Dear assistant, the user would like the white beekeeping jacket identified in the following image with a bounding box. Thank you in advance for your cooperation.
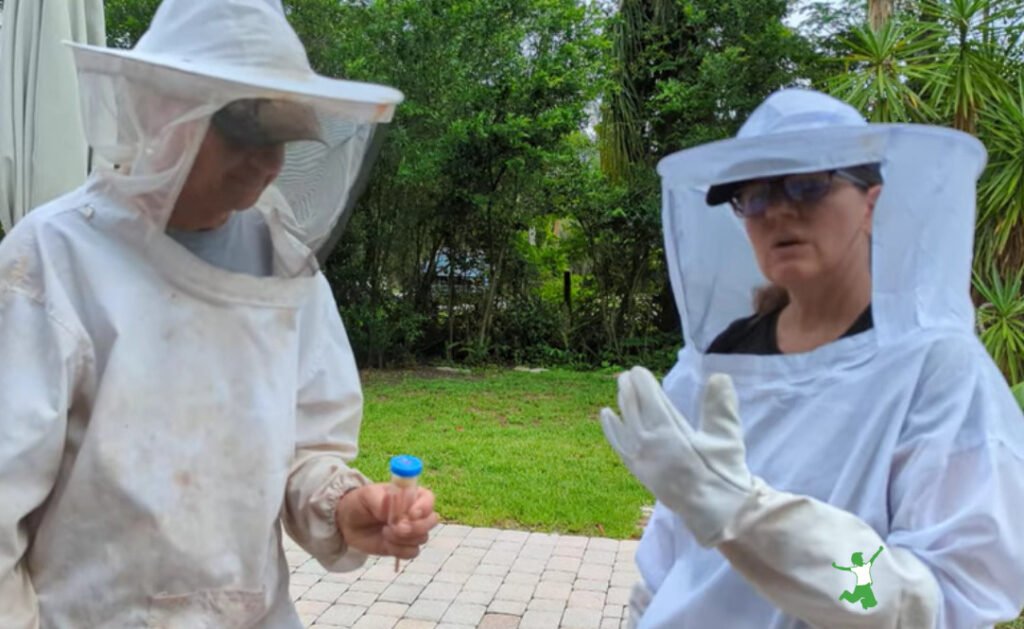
[0,0,403,626]
[635,89,1024,628]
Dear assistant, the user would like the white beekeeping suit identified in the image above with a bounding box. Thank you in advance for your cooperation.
[602,89,1024,628]
[0,0,404,627]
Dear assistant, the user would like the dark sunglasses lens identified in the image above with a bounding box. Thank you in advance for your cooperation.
[784,174,831,203]
[733,183,771,217]
[212,113,261,147]
[211,100,279,147]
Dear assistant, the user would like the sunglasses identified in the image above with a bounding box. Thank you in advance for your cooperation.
[729,170,872,218]
[210,99,325,148]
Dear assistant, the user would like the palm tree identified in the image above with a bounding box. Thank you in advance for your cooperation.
[599,0,675,182]
[976,76,1024,271]
[917,0,1017,135]
[827,19,941,123]
[917,0,1024,269]
[974,263,1024,384]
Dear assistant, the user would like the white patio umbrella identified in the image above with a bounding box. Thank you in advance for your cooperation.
[0,0,105,232]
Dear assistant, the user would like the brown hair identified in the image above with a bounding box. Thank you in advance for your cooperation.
[753,284,790,315]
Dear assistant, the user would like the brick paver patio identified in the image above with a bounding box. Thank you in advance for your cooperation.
[287,523,640,628]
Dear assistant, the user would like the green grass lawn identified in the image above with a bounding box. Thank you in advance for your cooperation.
[351,367,652,539]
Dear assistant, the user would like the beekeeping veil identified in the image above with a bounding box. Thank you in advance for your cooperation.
[66,0,401,260]
[658,88,985,358]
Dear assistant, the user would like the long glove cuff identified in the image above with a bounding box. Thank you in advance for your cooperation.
[665,475,766,548]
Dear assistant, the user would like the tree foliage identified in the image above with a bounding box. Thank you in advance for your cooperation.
[104,0,161,48]
[291,0,612,366]
[92,0,1024,381]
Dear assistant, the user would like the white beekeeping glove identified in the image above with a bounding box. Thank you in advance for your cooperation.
[600,366,758,547]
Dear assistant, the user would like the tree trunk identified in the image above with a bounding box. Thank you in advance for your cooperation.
[476,244,507,352]
[446,258,457,361]
[868,0,893,30]
[414,236,444,311]
[614,243,651,341]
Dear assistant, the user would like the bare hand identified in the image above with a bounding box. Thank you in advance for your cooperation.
[335,483,439,559]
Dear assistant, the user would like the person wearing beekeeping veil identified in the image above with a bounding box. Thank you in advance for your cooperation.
[0,0,437,626]
[600,88,1024,628]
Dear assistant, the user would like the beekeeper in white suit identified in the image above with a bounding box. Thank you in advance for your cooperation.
[0,0,437,626]
[601,88,1024,628]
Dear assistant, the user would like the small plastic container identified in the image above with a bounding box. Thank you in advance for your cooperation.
[388,454,423,571]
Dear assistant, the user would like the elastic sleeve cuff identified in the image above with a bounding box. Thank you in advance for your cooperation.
[310,467,370,539]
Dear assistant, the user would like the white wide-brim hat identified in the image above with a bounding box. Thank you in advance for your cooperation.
[697,89,871,206]
[66,0,403,123]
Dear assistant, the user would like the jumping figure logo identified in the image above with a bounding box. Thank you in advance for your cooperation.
[832,545,884,609]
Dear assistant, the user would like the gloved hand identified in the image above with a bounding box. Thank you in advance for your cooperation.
[601,366,757,547]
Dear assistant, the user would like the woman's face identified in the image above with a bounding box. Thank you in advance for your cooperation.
[179,128,286,215]
[741,172,881,291]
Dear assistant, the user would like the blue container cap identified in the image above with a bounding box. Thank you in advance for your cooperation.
[390,454,423,478]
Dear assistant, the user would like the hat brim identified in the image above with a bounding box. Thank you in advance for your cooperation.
[704,158,887,207]
[213,116,327,146]
[703,155,816,207]
[66,42,404,123]
[705,181,745,207]
[659,128,896,209]
[212,99,328,146]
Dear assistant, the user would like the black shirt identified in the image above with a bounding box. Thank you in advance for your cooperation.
[707,305,874,355]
